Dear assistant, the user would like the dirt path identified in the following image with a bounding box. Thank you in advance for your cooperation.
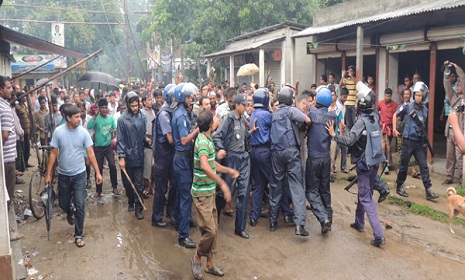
[15,163,465,280]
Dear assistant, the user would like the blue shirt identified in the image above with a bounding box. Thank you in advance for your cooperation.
[250,108,272,146]
[307,106,336,158]
[50,125,93,176]
[172,105,192,152]
[156,105,172,145]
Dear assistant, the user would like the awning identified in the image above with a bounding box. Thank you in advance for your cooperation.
[0,25,87,59]
[293,0,465,38]
[204,36,285,58]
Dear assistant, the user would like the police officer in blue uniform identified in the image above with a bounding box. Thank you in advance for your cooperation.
[306,87,336,235]
[151,83,177,228]
[395,82,439,201]
[270,86,311,236]
[327,82,386,247]
[248,88,293,227]
[171,83,200,248]
[213,94,253,239]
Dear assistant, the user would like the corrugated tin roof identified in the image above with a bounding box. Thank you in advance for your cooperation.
[0,25,87,59]
[293,0,465,38]
[205,36,285,58]
[227,21,306,43]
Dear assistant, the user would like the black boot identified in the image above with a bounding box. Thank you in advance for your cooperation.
[426,188,439,201]
[396,185,408,197]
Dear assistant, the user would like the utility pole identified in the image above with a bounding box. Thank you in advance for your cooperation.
[124,0,131,83]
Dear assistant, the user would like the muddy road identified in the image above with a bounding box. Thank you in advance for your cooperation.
[15,165,465,280]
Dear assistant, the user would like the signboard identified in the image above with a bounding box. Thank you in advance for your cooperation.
[52,22,65,47]
[11,54,67,72]
[306,42,318,54]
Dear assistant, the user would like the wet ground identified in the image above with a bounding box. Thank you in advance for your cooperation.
[13,160,465,280]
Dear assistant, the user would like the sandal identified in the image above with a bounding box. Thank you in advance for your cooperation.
[9,228,24,241]
[205,265,224,277]
[412,172,421,179]
[191,256,203,280]
[75,238,85,248]
[113,188,120,196]
[142,190,150,199]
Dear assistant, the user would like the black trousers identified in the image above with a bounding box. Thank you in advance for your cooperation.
[396,138,432,189]
[306,156,332,224]
[24,133,31,166]
[93,145,118,193]
[121,166,144,211]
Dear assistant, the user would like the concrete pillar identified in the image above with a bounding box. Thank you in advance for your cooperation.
[427,42,437,163]
[206,59,211,81]
[259,48,265,87]
[0,121,14,280]
[356,26,364,81]
[377,48,388,101]
[388,52,399,101]
[229,55,234,86]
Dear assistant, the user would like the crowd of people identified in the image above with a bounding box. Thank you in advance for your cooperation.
[1,60,464,279]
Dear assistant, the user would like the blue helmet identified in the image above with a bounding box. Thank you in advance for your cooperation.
[316,87,332,108]
[174,82,198,103]
[163,83,176,103]
[253,88,270,108]
[278,86,294,106]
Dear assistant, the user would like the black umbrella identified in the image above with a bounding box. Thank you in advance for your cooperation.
[41,184,55,241]
[76,71,119,92]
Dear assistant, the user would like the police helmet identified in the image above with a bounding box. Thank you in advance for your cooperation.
[355,82,375,112]
[412,81,429,101]
[278,86,294,106]
[174,83,198,103]
[253,88,270,108]
[315,87,332,108]
[163,83,176,103]
[126,91,139,108]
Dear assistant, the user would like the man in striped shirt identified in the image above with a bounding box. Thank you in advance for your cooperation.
[0,76,17,203]
[340,65,357,130]
[191,109,237,279]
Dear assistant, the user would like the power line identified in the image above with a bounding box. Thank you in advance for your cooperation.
[0,19,122,25]
[2,4,147,16]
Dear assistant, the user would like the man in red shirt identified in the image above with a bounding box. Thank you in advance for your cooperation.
[376,88,398,174]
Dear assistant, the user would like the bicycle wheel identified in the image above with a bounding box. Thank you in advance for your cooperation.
[29,168,45,220]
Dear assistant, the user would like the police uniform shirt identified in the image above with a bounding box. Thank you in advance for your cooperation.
[271,106,308,151]
[307,106,336,158]
[171,105,192,151]
[396,102,426,141]
[156,104,172,145]
[250,108,272,146]
[228,112,247,152]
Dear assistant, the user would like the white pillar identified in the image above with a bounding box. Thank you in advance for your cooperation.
[229,55,235,86]
[259,48,265,87]
[356,25,364,81]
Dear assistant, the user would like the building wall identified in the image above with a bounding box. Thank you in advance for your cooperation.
[293,37,315,91]
[0,55,12,78]
[312,0,430,26]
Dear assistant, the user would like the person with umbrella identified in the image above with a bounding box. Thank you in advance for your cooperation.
[45,105,102,247]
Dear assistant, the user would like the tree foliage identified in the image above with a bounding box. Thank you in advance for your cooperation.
[145,0,338,82]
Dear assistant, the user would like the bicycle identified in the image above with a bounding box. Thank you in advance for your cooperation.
[29,145,57,220]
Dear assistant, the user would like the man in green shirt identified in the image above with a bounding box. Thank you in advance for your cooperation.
[88,99,118,196]
[191,109,238,280]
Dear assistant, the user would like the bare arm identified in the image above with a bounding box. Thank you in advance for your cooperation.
[449,112,465,154]
[181,128,199,146]
[86,146,103,184]
[199,155,233,202]
[44,147,58,184]
[2,131,9,144]
[166,133,173,145]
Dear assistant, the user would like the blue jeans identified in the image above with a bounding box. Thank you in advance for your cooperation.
[58,171,87,239]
